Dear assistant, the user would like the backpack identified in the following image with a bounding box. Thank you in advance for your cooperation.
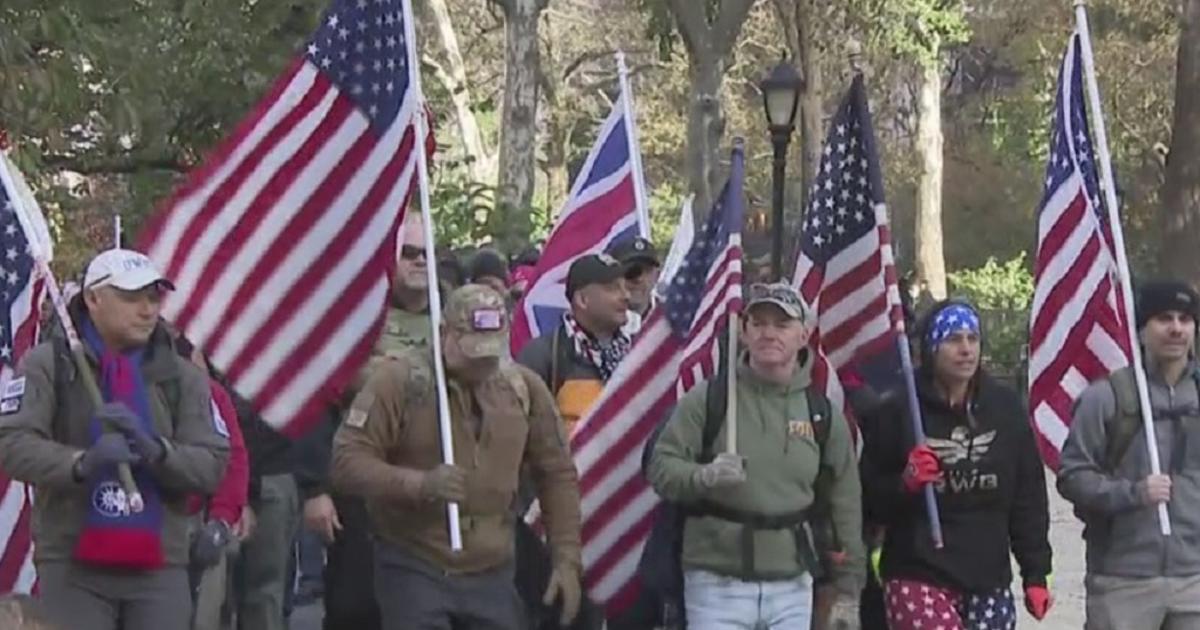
[1103,366,1200,471]
[636,359,834,627]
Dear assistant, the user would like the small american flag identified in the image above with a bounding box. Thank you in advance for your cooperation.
[0,150,50,594]
[792,75,904,421]
[140,0,425,435]
[567,146,744,614]
[1028,34,1131,469]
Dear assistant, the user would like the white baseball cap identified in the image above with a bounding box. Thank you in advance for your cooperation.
[84,248,175,292]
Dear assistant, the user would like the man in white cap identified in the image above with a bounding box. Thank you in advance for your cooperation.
[0,248,230,630]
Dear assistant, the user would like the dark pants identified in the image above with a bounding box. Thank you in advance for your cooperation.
[38,562,191,630]
[323,494,380,630]
[374,542,525,630]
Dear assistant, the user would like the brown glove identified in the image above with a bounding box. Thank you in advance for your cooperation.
[419,464,467,502]
[542,564,582,626]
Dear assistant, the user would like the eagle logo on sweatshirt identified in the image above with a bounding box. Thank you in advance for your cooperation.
[927,427,996,465]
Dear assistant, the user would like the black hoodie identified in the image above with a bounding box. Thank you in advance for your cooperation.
[860,369,1052,592]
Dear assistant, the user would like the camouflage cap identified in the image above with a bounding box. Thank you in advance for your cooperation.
[745,282,813,324]
[444,284,509,358]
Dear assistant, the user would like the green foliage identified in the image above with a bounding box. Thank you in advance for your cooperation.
[947,253,1034,375]
[853,0,972,64]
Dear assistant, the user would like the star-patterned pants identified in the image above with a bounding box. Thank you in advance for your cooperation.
[883,578,1017,630]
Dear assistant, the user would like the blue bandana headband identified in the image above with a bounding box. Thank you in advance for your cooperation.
[926,303,981,350]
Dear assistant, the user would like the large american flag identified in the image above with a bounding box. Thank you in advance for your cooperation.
[510,95,643,355]
[566,146,743,614]
[140,0,424,435]
[792,75,904,420]
[1028,34,1131,469]
[0,150,50,594]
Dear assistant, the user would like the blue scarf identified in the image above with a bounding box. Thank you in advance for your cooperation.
[73,317,165,569]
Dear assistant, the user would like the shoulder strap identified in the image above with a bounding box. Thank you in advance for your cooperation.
[550,328,561,395]
[700,366,729,464]
[502,365,532,416]
[1104,367,1141,471]
[806,386,832,450]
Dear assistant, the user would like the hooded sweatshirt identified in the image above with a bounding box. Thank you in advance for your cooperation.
[860,371,1052,592]
[647,353,865,595]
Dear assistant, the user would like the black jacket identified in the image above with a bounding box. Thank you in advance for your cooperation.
[229,388,295,500]
[860,372,1051,592]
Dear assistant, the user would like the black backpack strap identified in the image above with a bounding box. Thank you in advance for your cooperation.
[51,339,73,442]
[805,385,839,571]
[700,364,729,464]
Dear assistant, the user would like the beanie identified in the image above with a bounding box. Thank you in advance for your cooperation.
[1136,281,1200,329]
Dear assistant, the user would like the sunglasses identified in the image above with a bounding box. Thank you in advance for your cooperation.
[399,245,427,261]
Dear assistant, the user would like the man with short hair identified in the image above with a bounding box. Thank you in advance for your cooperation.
[1059,280,1200,630]
[468,248,511,300]
[332,285,583,630]
[648,282,864,630]
[517,253,631,435]
[0,248,229,630]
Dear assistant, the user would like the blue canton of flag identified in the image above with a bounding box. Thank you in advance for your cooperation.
[307,0,411,126]
[0,187,35,367]
[1040,42,1105,228]
[666,146,745,338]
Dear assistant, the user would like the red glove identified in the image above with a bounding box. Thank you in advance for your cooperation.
[902,445,942,493]
[1024,585,1052,620]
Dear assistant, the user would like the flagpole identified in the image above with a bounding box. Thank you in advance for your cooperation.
[1074,0,1170,535]
[401,0,463,551]
[616,51,651,238]
[725,314,738,454]
[0,153,145,513]
[114,214,122,248]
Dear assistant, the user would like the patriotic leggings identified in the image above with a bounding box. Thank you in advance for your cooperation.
[883,579,1017,630]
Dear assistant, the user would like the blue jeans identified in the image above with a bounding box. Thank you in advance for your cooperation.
[683,569,814,630]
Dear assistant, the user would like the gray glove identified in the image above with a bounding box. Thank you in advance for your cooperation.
[693,453,746,489]
[75,433,140,480]
[190,520,232,569]
[98,402,165,463]
[828,596,860,630]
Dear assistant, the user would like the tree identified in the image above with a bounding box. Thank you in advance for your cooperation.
[1160,0,1200,285]
[490,0,550,251]
[654,0,757,212]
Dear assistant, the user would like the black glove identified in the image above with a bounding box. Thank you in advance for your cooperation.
[190,520,232,569]
[98,402,165,463]
[75,433,140,480]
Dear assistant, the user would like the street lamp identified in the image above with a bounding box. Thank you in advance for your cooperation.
[759,58,803,281]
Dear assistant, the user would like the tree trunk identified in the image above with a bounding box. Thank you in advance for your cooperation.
[914,56,947,300]
[425,0,494,186]
[494,0,545,251]
[794,0,823,217]
[666,0,756,215]
[684,55,725,214]
[1160,0,1200,285]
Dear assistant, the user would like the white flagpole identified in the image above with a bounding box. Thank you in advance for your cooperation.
[1074,0,1170,535]
[401,0,463,551]
[725,314,738,454]
[616,51,651,238]
[114,214,122,248]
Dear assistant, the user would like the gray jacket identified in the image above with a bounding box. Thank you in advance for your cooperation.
[1057,362,1200,578]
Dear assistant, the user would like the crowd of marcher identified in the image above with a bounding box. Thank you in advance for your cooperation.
[0,214,1198,630]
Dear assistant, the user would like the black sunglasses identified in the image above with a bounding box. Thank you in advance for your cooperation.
[399,245,427,261]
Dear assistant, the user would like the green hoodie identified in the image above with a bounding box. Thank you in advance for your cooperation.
[648,353,865,595]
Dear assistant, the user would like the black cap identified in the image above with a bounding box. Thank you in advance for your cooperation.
[566,254,624,300]
[1137,281,1200,329]
[610,237,659,267]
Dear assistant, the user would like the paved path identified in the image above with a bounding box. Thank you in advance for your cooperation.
[288,478,1090,629]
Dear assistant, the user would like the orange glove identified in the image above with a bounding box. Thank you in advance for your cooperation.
[1024,585,1053,620]
[902,444,942,493]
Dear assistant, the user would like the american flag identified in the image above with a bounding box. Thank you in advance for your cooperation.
[139,0,425,435]
[567,146,743,614]
[792,75,904,420]
[0,150,51,594]
[1028,34,1131,469]
[510,95,643,355]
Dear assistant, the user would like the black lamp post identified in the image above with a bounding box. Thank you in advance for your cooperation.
[759,59,803,281]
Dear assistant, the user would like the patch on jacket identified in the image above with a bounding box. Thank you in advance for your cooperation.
[788,418,814,439]
[0,377,24,415]
[210,399,231,438]
[347,391,375,428]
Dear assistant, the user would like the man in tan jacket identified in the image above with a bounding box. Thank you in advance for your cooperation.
[333,284,583,630]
